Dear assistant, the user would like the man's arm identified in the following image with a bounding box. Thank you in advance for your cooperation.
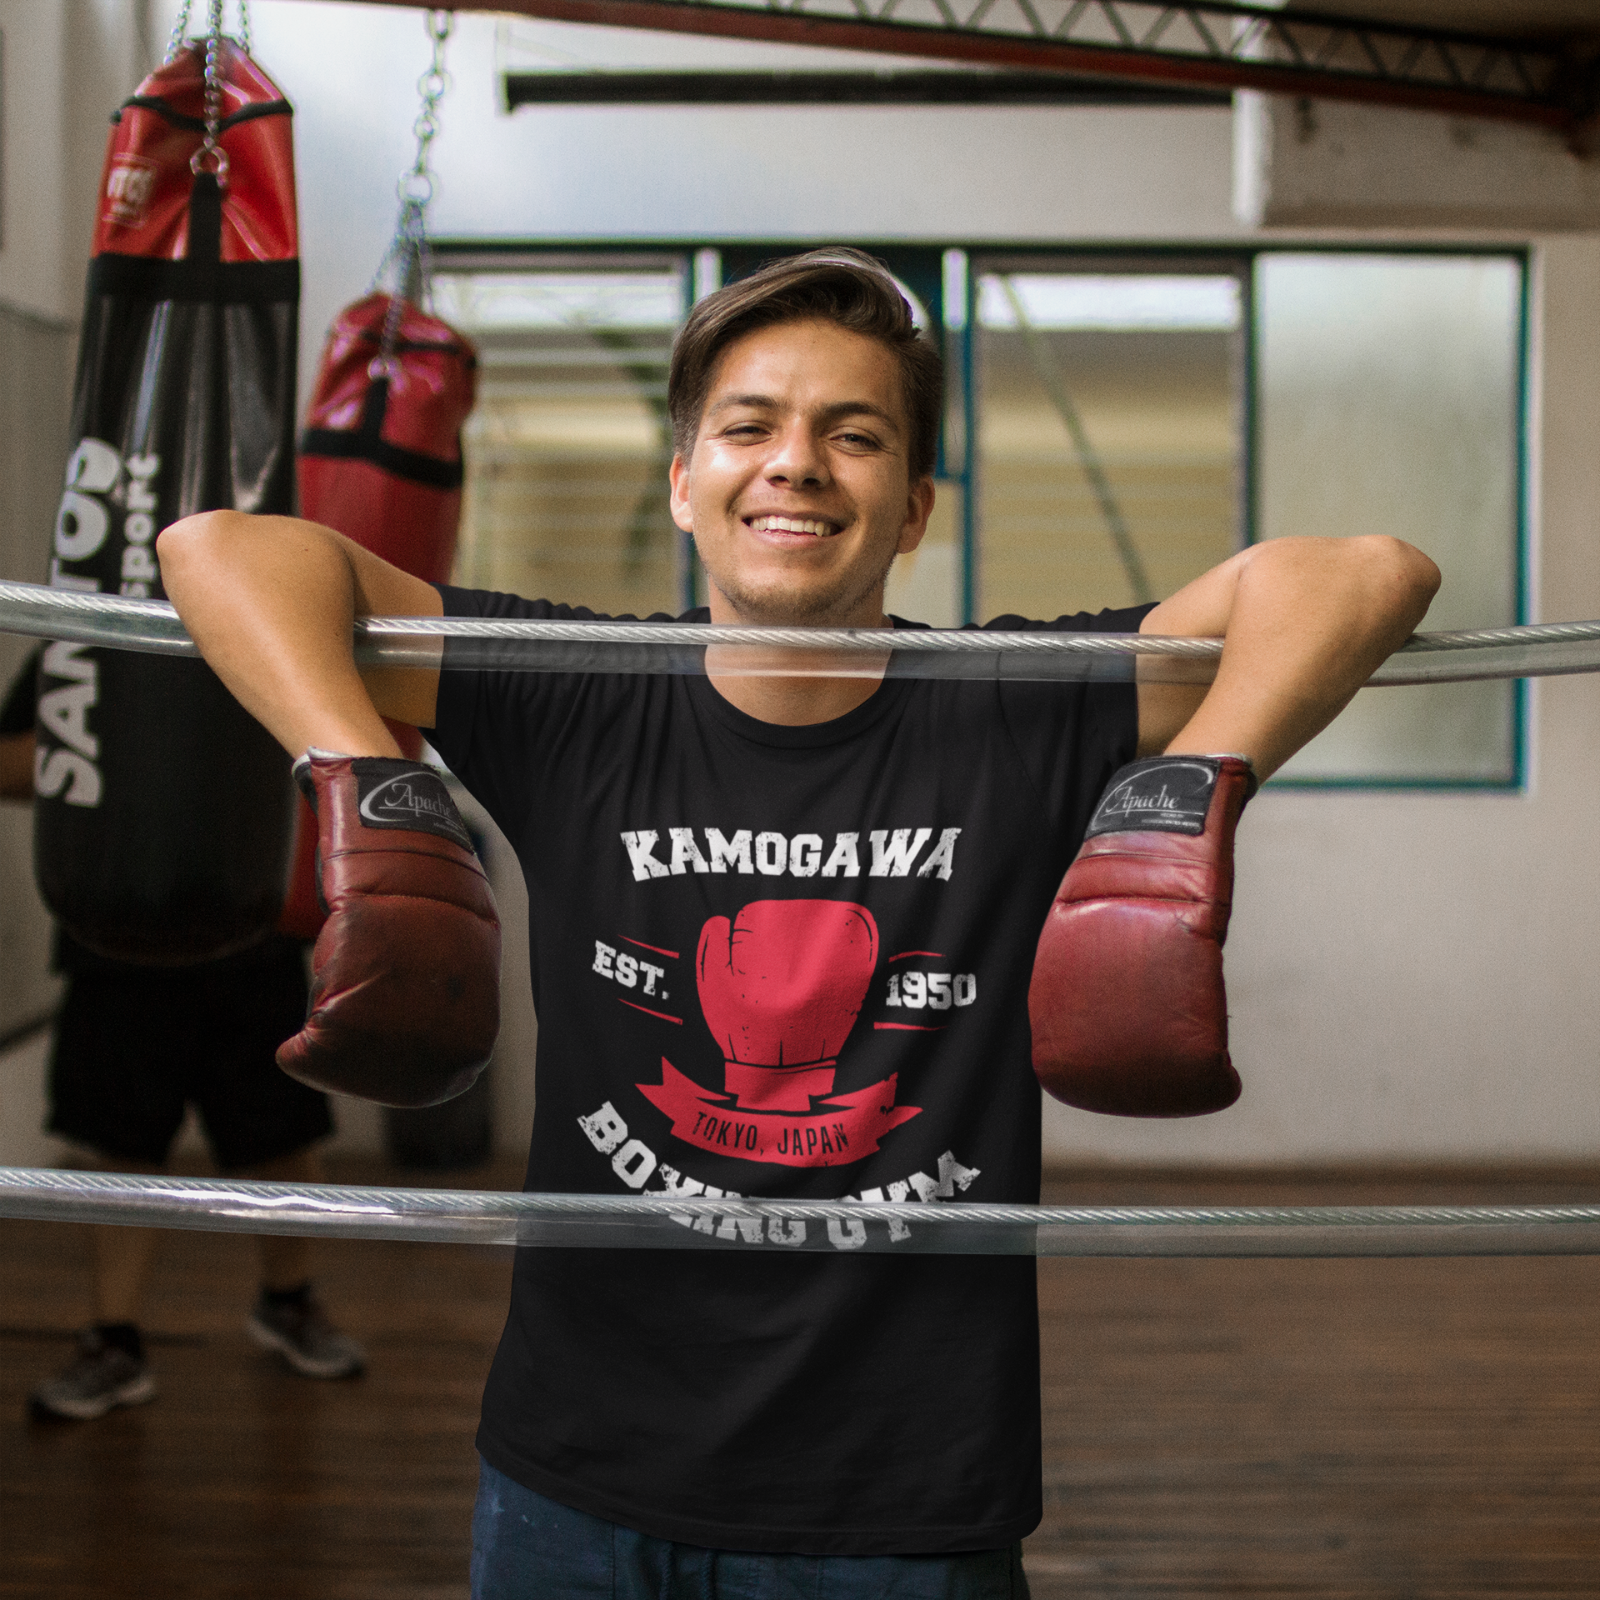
[1033,534,1439,1117]
[159,513,500,1110]
[1135,535,1441,779]
[156,512,445,757]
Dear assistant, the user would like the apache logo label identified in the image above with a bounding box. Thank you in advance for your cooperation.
[353,765,471,850]
[1086,757,1218,838]
[104,158,158,228]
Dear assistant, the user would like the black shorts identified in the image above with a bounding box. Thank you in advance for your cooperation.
[48,940,332,1170]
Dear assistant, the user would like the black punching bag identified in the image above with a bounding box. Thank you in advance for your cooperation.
[33,38,298,964]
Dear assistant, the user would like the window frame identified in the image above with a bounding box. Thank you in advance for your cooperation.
[431,238,1531,791]
[1241,242,1530,793]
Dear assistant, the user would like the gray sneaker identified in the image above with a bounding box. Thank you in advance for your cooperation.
[247,1295,366,1379]
[29,1328,157,1421]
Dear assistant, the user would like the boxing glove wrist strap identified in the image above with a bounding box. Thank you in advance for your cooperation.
[295,749,473,852]
[1083,753,1256,842]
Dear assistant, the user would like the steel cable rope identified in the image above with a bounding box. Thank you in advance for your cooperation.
[2,1168,1598,1256]
[26,1,1586,1282]
[8,579,1600,685]
[8,584,1596,1253]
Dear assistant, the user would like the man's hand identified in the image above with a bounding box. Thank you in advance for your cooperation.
[1136,535,1441,778]
[1031,753,1255,1116]
[276,751,501,1106]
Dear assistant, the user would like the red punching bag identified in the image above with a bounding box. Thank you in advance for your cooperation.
[34,32,299,962]
[278,294,478,940]
[300,293,477,585]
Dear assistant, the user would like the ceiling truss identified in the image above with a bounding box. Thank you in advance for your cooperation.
[343,0,1599,143]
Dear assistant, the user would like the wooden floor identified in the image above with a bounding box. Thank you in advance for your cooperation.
[2,1160,1598,1599]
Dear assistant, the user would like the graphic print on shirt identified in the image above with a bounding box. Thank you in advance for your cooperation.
[635,899,922,1168]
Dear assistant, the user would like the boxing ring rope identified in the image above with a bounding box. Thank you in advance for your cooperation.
[6,580,1599,1259]
[2,1168,1598,1256]
[8,579,1600,685]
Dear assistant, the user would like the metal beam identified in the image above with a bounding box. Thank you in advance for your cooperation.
[337,0,1592,134]
[504,68,1230,105]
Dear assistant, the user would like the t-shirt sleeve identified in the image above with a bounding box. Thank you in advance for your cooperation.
[426,585,682,845]
[427,586,563,841]
[989,603,1155,850]
[0,648,41,735]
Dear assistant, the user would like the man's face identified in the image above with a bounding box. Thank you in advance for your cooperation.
[669,318,935,628]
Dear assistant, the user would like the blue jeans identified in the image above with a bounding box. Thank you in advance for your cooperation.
[471,1457,1032,1600]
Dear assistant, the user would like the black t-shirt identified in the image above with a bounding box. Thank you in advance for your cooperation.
[428,585,1150,1556]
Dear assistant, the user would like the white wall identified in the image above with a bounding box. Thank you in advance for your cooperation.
[0,0,144,322]
[1,0,1594,1168]
[0,2,116,1071]
[141,0,1247,1162]
[139,1,1244,420]
[1235,91,1600,231]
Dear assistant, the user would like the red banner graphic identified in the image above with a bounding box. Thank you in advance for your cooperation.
[638,1059,921,1168]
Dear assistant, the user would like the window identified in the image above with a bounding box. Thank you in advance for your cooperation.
[1254,253,1524,786]
[958,246,1524,787]
[433,241,1526,788]
[971,256,1245,618]
[434,255,690,618]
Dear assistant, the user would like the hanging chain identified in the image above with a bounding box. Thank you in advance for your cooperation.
[165,0,249,62]
[372,11,455,374]
[165,0,193,62]
[399,11,454,219]
[189,0,230,185]
[168,0,252,188]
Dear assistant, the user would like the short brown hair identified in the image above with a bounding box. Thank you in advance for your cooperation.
[667,248,944,482]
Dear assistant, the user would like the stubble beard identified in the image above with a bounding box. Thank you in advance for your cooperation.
[700,538,901,629]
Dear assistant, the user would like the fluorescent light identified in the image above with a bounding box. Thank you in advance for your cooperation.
[434,272,684,330]
[979,274,1241,332]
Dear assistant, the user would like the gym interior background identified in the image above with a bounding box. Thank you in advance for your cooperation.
[4,0,1597,1172]
[0,1,1598,1594]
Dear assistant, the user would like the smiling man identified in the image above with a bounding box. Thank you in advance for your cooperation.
[158,249,1438,1599]
[670,312,937,628]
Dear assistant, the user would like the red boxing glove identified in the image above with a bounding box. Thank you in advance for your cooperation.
[697,899,878,1112]
[1029,754,1256,1117]
[276,751,500,1108]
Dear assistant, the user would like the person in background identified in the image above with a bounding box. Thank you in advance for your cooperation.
[1,648,366,1420]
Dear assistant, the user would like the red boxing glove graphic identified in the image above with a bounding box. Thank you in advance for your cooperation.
[1029,754,1255,1117]
[697,900,879,1111]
